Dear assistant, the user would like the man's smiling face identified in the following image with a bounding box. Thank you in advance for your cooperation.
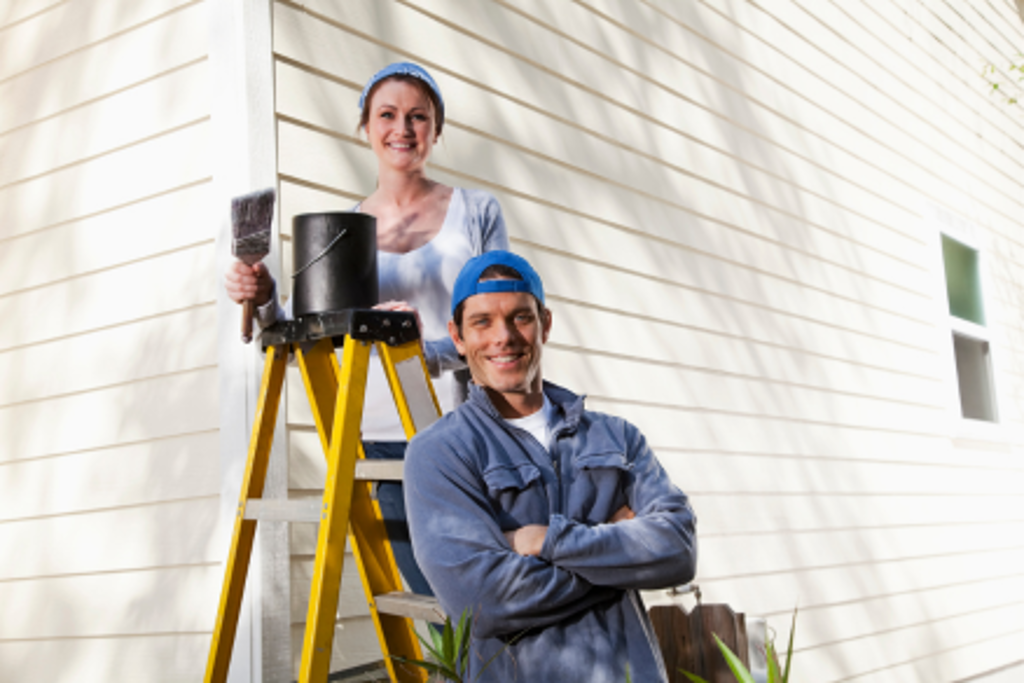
[449,288,551,417]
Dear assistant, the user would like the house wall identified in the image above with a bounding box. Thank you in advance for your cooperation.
[3,1,1022,682]
[0,1,222,681]
[273,0,1024,681]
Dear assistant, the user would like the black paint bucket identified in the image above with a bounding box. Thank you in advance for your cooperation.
[292,212,377,316]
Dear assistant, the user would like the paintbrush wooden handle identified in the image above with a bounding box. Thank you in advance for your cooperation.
[242,299,255,343]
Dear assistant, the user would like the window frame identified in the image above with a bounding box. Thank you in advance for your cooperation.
[924,203,1005,437]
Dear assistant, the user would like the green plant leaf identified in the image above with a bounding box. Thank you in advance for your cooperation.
[407,614,467,681]
[391,655,460,682]
[713,633,756,683]
[396,609,524,682]
[782,607,797,683]
[442,614,455,665]
[417,629,444,664]
[426,620,445,656]
[679,671,711,683]
[454,611,471,672]
[765,639,783,683]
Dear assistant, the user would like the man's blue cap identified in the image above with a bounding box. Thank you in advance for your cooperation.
[451,251,545,315]
[358,62,445,126]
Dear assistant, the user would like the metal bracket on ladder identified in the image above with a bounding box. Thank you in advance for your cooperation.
[205,310,445,683]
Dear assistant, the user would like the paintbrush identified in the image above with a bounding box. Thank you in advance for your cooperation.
[231,187,276,343]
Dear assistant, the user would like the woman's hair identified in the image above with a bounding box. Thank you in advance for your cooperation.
[359,74,444,138]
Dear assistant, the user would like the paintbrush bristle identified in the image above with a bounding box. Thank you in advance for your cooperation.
[231,188,275,265]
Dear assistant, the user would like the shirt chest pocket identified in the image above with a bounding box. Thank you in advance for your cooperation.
[567,451,632,524]
[481,463,548,530]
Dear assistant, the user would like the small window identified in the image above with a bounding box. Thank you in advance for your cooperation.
[951,334,996,421]
[940,233,997,423]
[942,235,985,325]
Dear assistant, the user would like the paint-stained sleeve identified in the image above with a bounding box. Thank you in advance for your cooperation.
[421,337,461,377]
[474,190,510,253]
[255,281,288,328]
[405,425,619,640]
[539,423,697,590]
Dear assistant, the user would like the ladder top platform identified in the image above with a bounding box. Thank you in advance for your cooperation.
[261,309,420,349]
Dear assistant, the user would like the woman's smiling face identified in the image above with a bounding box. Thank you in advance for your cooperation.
[365,78,438,173]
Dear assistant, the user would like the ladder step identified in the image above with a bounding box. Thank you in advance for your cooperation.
[243,499,322,523]
[374,591,446,622]
[354,459,404,481]
[241,461,402,524]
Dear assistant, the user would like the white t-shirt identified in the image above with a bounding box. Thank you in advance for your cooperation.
[360,189,476,440]
[503,394,557,452]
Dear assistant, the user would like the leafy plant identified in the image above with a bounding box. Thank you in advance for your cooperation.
[392,609,518,682]
[680,608,797,683]
[392,611,472,682]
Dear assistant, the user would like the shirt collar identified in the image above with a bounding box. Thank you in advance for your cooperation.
[467,380,585,434]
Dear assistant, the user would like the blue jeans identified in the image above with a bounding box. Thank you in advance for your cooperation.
[362,441,434,598]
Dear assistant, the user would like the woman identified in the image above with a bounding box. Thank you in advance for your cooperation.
[225,62,509,596]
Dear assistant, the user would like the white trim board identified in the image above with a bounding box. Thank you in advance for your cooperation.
[209,0,287,681]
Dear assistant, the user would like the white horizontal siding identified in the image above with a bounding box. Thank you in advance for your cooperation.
[0,241,215,352]
[680,545,1024,619]
[0,181,212,297]
[0,365,218,467]
[0,305,216,408]
[275,118,942,370]
[0,431,220,521]
[542,346,944,433]
[0,61,209,188]
[271,0,1024,681]
[0,634,211,683]
[0,1,218,681]
[274,0,933,283]
[0,0,199,82]
[0,565,220,640]
[661,452,1024,498]
[0,1,64,29]
[0,2,208,134]
[0,497,220,580]
[691,490,1024,535]
[0,122,212,244]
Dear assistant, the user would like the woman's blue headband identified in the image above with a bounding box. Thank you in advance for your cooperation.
[358,62,445,125]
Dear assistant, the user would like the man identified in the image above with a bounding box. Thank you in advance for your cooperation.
[404,251,697,682]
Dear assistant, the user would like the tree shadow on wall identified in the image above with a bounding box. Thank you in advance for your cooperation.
[331,1,1012,682]
[0,1,221,681]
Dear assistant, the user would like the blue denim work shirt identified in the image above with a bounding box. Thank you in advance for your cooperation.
[405,381,697,682]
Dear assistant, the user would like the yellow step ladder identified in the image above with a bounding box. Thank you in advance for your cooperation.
[205,309,446,683]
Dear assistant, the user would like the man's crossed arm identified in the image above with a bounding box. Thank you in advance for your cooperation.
[503,504,635,556]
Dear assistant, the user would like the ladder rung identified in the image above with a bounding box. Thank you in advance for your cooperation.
[354,459,404,481]
[243,499,322,522]
[374,591,446,622]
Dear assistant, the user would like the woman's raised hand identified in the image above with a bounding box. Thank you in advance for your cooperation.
[225,261,273,307]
